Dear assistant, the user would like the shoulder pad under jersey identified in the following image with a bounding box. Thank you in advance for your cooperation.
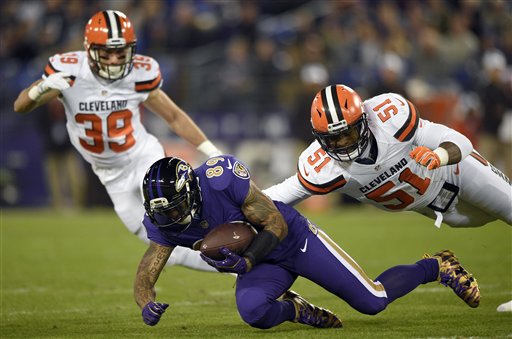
[202,155,251,192]
[364,93,420,142]
[132,54,162,92]
[44,51,85,84]
[296,141,347,195]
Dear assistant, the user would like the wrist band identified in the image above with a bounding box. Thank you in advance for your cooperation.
[28,85,42,101]
[197,140,221,157]
[243,230,280,266]
[433,147,449,166]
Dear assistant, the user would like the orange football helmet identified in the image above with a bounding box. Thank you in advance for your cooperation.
[310,85,370,161]
[84,10,136,80]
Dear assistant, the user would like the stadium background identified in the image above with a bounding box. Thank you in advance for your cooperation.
[0,0,510,209]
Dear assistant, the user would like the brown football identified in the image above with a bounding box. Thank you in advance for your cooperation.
[200,222,257,260]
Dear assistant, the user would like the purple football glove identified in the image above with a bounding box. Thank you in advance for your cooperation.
[142,301,169,326]
[200,247,249,274]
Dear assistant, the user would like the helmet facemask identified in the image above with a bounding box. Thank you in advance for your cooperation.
[313,113,370,162]
[310,85,370,162]
[87,43,135,81]
[83,10,137,81]
[143,158,201,233]
[145,180,200,233]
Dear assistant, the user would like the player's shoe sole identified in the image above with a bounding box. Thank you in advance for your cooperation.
[424,250,480,308]
[283,290,342,328]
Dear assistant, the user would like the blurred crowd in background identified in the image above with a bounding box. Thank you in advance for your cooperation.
[1,0,511,209]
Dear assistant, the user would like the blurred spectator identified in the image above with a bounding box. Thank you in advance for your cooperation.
[369,52,407,97]
[440,11,478,87]
[253,36,285,112]
[37,99,86,209]
[409,26,452,90]
[477,49,512,178]
[4,0,512,206]
[216,36,254,112]
[290,62,328,144]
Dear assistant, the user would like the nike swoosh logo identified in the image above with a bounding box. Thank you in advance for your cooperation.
[396,97,406,106]
[302,164,310,177]
[226,159,233,169]
[300,238,308,253]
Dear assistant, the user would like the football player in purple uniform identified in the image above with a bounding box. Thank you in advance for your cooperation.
[134,155,480,329]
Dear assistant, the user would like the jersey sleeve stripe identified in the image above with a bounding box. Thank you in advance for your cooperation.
[135,73,162,92]
[394,99,419,142]
[470,151,489,166]
[297,172,346,194]
[44,62,76,86]
[44,62,59,77]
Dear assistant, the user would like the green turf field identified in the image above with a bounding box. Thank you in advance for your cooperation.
[1,206,511,338]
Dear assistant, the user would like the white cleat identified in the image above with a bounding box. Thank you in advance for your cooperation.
[497,300,512,312]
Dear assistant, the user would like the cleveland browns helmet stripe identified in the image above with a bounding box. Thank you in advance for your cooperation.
[103,10,122,40]
[319,86,333,125]
[394,99,419,142]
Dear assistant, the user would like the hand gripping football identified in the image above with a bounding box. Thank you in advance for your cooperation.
[200,222,257,260]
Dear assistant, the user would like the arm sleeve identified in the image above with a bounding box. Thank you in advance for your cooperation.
[262,174,312,206]
[413,119,474,161]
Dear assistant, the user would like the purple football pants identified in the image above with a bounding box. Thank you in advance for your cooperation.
[235,228,439,329]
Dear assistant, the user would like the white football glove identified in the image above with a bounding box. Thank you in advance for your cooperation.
[28,72,71,101]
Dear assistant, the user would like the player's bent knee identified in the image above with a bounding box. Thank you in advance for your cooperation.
[236,289,273,329]
[350,299,387,315]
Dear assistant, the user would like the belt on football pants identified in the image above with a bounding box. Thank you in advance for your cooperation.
[427,181,460,228]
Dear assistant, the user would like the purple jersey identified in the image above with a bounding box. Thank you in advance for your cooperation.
[143,155,309,262]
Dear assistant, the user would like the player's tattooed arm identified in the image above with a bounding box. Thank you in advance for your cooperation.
[242,180,288,240]
[134,241,173,309]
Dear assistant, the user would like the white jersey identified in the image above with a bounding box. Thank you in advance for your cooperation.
[264,93,512,227]
[43,51,161,168]
[38,50,218,272]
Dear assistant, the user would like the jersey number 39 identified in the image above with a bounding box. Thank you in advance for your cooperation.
[75,109,135,153]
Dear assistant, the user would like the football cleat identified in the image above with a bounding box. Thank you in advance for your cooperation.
[424,250,480,308]
[282,290,342,328]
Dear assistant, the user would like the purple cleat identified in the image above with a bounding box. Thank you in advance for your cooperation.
[283,290,342,328]
[424,250,480,308]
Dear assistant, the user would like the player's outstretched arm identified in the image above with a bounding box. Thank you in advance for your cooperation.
[14,73,71,113]
[134,241,173,326]
[263,174,312,206]
[411,119,473,170]
[143,89,221,157]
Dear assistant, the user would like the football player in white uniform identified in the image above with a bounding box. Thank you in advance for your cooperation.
[263,84,512,310]
[14,10,220,272]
